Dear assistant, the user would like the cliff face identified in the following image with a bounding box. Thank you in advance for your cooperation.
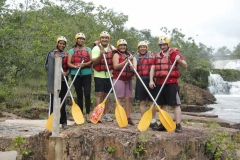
[61,124,208,160]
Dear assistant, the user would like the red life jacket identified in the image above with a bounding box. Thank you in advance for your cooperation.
[112,52,134,79]
[136,52,154,77]
[54,51,68,72]
[154,48,180,78]
[93,44,113,71]
[71,47,90,68]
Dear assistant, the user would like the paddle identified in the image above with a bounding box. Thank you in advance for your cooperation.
[45,60,84,131]
[128,59,176,132]
[90,59,129,125]
[153,59,177,132]
[61,68,84,125]
[103,54,128,127]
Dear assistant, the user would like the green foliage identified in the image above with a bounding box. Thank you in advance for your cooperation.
[211,69,240,82]
[215,46,232,55]
[106,146,117,153]
[133,132,149,158]
[205,132,240,160]
[9,136,32,157]
[233,43,240,55]
[204,121,221,128]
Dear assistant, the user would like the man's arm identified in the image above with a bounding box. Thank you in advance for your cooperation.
[149,65,156,89]
[175,55,187,69]
[92,46,104,66]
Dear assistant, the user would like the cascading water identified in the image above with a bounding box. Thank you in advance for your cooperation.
[206,59,240,123]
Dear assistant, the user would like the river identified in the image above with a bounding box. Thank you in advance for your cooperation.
[206,60,240,123]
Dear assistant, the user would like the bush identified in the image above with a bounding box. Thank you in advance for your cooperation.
[211,69,240,82]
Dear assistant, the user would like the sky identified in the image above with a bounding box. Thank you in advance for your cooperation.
[82,0,240,52]
[11,0,240,52]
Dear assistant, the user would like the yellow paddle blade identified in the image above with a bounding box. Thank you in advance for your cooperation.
[115,100,128,128]
[90,99,106,124]
[45,113,53,131]
[156,106,176,132]
[71,100,84,124]
[137,106,153,131]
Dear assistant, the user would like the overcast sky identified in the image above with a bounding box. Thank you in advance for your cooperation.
[83,0,240,52]
[11,0,240,52]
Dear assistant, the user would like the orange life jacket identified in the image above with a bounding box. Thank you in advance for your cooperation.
[71,47,90,68]
[112,52,134,78]
[93,44,113,71]
[136,52,154,77]
[54,51,68,72]
[154,48,180,78]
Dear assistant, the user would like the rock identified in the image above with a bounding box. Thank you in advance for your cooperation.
[179,82,216,105]
[181,105,214,112]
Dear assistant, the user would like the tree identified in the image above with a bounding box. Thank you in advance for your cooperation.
[233,43,240,55]
[215,46,232,55]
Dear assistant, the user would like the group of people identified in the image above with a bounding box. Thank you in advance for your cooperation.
[45,31,187,133]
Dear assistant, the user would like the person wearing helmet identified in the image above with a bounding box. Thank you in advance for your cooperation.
[132,41,160,130]
[92,31,115,122]
[112,39,135,125]
[44,36,69,129]
[67,32,92,123]
[149,36,187,133]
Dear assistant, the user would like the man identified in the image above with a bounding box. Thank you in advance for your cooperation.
[133,41,160,130]
[149,36,187,133]
[92,31,115,122]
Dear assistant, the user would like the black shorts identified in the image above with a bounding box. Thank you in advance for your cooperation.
[154,83,181,106]
[135,78,155,101]
[94,77,112,93]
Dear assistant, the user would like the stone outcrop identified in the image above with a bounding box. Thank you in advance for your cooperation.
[179,82,216,105]
[181,105,213,112]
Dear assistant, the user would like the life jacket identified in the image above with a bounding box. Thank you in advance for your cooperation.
[135,52,154,77]
[54,51,68,72]
[93,44,113,71]
[112,51,134,79]
[71,47,90,68]
[154,48,180,78]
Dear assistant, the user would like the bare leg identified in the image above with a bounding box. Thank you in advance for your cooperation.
[160,105,168,112]
[139,100,146,116]
[95,92,104,106]
[125,97,132,117]
[172,105,181,124]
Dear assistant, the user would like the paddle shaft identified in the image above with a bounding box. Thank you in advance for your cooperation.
[60,60,84,106]
[103,54,118,100]
[61,68,75,101]
[104,58,129,99]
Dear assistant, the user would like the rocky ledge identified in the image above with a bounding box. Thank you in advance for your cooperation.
[0,113,239,160]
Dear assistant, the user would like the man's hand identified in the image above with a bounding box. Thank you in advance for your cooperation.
[149,80,156,89]
[175,55,181,62]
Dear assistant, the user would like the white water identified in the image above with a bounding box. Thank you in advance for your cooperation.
[206,60,240,123]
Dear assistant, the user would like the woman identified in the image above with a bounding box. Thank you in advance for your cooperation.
[45,36,69,129]
[67,32,92,123]
[112,39,135,125]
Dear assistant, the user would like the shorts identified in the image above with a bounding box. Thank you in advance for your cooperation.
[113,79,132,98]
[154,83,181,106]
[135,78,155,101]
[94,77,112,93]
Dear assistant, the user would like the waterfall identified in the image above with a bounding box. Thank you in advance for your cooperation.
[208,73,230,95]
[208,59,240,95]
